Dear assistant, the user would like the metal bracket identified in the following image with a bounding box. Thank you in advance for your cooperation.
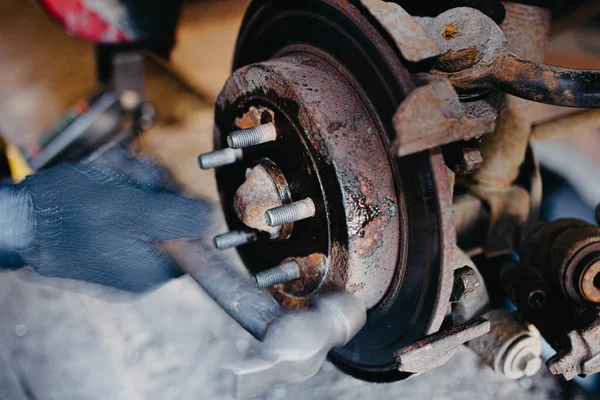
[548,315,600,380]
[391,74,497,157]
[394,317,490,374]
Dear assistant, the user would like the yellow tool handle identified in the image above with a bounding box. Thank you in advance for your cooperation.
[6,142,34,183]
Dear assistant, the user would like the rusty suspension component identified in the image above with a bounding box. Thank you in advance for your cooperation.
[423,4,600,109]
[452,53,600,108]
[189,0,600,391]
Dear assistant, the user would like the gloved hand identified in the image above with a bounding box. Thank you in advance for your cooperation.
[0,149,215,292]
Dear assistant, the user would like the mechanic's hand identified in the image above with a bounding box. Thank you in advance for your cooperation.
[0,150,215,292]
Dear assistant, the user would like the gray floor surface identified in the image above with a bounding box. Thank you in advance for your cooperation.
[0,267,577,400]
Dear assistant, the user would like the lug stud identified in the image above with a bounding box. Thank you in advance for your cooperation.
[198,148,243,170]
[214,231,258,250]
[254,261,301,288]
[264,198,316,227]
[227,122,277,149]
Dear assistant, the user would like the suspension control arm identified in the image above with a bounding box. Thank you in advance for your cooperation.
[450,53,600,108]
[418,7,600,108]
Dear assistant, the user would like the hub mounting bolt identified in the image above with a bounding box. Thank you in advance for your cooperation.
[227,122,277,149]
[214,231,258,250]
[254,261,301,288]
[264,198,316,227]
[198,148,243,170]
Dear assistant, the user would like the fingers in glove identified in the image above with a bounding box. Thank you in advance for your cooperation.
[91,145,175,189]
[123,191,218,242]
[32,239,182,293]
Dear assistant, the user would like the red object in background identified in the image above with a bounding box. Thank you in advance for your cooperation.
[36,0,136,43]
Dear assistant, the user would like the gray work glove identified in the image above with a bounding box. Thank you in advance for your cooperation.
[0,148,215,292]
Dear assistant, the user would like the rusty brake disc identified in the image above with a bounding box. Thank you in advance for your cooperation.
[212,0,454,381]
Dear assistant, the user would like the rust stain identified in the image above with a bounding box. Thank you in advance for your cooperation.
[270,254,328,311]
[346,173,396,257]
[233,163,286,239]
[437,46,479,73]
[581,261,600,303]
[442,23,460,40]
[235,105,275,130]
[269,289,309,311]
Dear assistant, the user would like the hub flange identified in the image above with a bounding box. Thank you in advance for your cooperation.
[212,0,455,381]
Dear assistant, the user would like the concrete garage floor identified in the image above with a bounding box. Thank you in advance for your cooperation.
[0,0,595,399]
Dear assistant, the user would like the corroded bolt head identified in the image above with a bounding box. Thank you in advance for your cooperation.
[451,266,480,303]
[454,146,483,176]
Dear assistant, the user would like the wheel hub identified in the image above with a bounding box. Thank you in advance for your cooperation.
[216,51,401,309]
[210,0,455,381]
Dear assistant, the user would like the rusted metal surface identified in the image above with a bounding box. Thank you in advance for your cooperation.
[217,53,400,310]
[416,7,508,75]
[394,317,490,374]
[454,143,542,256]
[391,75,495,157]
[465,183,531,257]
[425,4,600,108]
[453,192,488,252]
[432,4,548,257]
[272,253,328,308]
[471,2,550,190]
[453,53,600,108]
[442,23,460,40]
[443,141,483,176]
[361,0,441,62]
[517,221,600,381]
[467,309,543,379]
[523,219,600,305]
[451,266,481,304]
[452,249,490,324]
[227,0,453,379]
[548,315,600,380]
[437,46,479,73]
[581,261,600,304]
[426,148,457,334]
[456,146,483,175]
[499,2,550,63]
[472,92,536,190]
[233,160,292,240]
[234,106,275,130]
[161,240,284,341]
[531,109,600,142]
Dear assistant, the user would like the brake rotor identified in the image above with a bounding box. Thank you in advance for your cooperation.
[213,0,454,381]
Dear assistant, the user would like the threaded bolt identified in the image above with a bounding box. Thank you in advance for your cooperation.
[254,261,301,288]
[227,122,277,149]
[198,148,243,170]
[214,231,258,250]
[265,198,316,227]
